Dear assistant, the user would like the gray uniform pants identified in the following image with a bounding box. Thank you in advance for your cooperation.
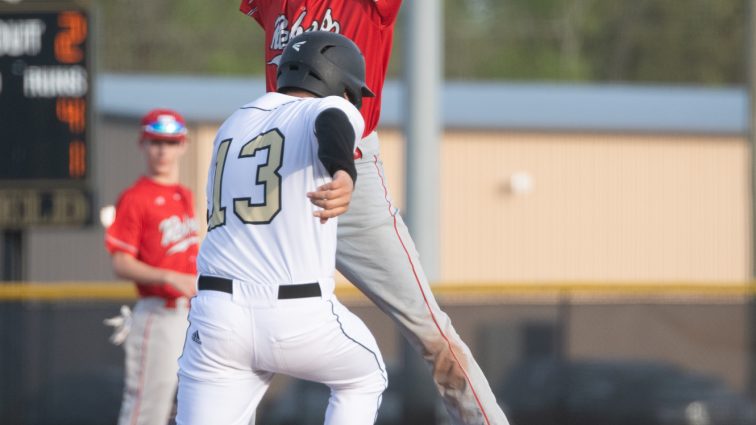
[336,133,510,425]
[118,298,189,425]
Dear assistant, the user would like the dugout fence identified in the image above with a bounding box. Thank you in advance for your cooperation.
[0,282,754,425]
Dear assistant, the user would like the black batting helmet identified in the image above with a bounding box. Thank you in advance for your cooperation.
[276,31,375,109]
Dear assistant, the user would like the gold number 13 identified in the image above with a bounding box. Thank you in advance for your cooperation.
[207,129,285,230]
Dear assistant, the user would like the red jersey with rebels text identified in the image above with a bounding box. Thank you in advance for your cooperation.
[240,0,402,137]
[105,177,199,300]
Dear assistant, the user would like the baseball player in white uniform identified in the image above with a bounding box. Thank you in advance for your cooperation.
[176,32,387,425]
[241,2,510,424]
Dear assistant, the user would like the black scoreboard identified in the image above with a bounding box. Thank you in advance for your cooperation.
[0,1,92,227]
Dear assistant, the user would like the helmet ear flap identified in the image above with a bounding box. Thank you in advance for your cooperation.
[344,87,361,110]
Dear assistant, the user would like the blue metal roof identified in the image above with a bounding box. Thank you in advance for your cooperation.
[97,73,748,134]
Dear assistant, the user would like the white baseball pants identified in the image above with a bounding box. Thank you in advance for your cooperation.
[176,280,387,425]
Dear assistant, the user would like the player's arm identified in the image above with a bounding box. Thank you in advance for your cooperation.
[105,192,195,297]
[372,0,403,26]
[307,107,359,223]
[239,0,268,26]
[111,252,196,298]
[315,108,358,182]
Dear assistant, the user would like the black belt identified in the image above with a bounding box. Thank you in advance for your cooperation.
[197,275,321,300]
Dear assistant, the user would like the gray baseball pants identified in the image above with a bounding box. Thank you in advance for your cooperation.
[336,132,510,425]
[118,298,189,425]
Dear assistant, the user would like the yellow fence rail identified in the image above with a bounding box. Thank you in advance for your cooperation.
[0,281,754,302]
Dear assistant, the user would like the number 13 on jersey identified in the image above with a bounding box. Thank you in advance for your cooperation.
[207,129,285,230]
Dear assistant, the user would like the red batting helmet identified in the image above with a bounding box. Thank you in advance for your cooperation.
[140,108,188,142]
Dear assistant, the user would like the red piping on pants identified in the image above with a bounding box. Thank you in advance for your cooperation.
[130,312,155,425]
[372,155,491,425]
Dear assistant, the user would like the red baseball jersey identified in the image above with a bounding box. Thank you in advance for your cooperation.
[105,177,200,299]
[240,0,402,137]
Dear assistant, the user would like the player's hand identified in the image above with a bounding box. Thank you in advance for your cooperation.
[307,170,354,223]
[103,305,132,346]
[164,272,197,298]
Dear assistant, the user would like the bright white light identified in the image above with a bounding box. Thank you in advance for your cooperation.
[509,172,534,195]
[99,205,116,228]
[685,402,710,425]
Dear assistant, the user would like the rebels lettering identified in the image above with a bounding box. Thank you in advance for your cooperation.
[269,9,340,65]
[159,215,199,254]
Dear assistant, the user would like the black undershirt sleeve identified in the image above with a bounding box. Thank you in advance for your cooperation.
[314,108,358,184]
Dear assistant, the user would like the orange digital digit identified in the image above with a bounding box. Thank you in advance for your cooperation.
[69,140,86,178]
[56,98,86,133]
[55,11,87,64]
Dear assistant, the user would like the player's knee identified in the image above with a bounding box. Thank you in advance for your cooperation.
[334,368,387,397]
[378,369,390,393]
[362,368,388,396]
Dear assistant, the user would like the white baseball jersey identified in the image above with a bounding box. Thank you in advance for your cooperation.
[198,92,364,287]
[178,92,386,425]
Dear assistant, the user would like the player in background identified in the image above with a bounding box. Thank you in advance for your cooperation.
[104,108,199,425]
[176,32,386,425]
[239,1,510,424]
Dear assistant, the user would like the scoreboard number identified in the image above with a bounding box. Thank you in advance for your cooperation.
[0,2,92,227]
